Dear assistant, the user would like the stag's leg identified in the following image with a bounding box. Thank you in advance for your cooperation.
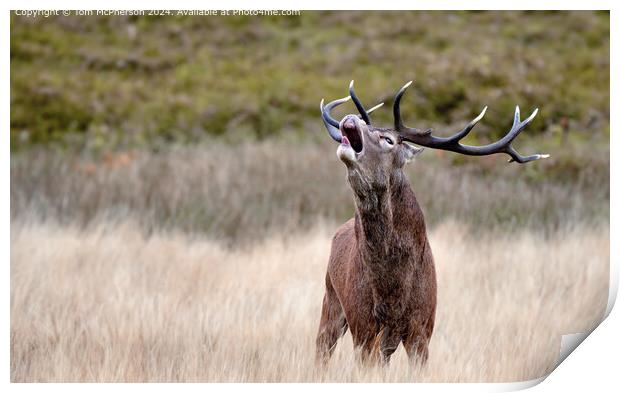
[352,333,380,365]
[349,317,381,365]
[404,316,434,365]
[315,274,348,365]
[404,335,429,365]
[379,326,402,364]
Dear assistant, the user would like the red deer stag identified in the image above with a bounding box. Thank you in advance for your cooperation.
[315,81,548,365]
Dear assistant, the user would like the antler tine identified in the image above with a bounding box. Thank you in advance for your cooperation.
[367,102,385,115]
[394,81,548,164]
[320,96,350,143]
[444,106,488,143]
[394,80,412,130]
[507,147,550,163]
[502,107,548,162]
[349,80,372,125]
[356,101,385,120]
[394,81,431,137]
[512,105,521,128]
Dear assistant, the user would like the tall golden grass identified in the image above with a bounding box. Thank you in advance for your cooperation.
[10,220,608,382]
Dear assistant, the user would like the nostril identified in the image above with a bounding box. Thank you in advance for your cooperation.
[342,119,356,131]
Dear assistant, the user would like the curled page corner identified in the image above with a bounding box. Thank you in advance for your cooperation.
[499,242,616,391]
[503,260,617,391]
[605,252,618,318]
[558,332,590,365]
[546,260,617,377]
[496,375,547,392]
[495,331,595,392]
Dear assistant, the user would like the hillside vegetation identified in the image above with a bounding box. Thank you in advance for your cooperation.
[11,11,609,151]
[10,11,611,242]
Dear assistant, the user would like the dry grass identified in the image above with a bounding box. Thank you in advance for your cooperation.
[10,140,609,245]
[10,220,608,382]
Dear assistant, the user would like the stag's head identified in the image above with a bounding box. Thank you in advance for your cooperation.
[320,80,549,189]
[321,81,425,190]
[335,111,423,191]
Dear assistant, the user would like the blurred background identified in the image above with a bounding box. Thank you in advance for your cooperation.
[10,11,609,243]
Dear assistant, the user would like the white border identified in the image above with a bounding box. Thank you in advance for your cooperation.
[4,1,616,391]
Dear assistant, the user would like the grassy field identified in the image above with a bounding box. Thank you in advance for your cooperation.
[11,220,608,382]
[10,139,610,382]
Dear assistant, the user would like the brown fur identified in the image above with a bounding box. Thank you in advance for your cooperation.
[316,116,437,365]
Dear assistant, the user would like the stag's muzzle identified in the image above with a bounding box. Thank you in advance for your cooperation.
[339,115,364,153]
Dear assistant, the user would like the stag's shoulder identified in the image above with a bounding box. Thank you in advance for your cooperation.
[329,219,356,259]
[327,218,358,281]
[332,218,355,242]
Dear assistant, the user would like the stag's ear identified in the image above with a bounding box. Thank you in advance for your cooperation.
[401,142,424,165]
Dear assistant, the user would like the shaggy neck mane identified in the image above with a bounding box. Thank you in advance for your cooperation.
[349,168,430,325]
[351,169,426,263]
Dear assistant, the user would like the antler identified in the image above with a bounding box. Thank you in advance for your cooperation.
[349,80,376,125]
[320,96,350,143]
[320,80,384,142]
[393,81,549,163]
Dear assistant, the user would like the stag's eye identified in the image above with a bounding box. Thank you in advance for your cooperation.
[381,136,394,145]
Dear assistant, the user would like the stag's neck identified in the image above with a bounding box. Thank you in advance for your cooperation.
[351,169,427,265]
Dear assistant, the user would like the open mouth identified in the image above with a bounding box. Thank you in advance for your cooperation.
[341,119,363,153]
